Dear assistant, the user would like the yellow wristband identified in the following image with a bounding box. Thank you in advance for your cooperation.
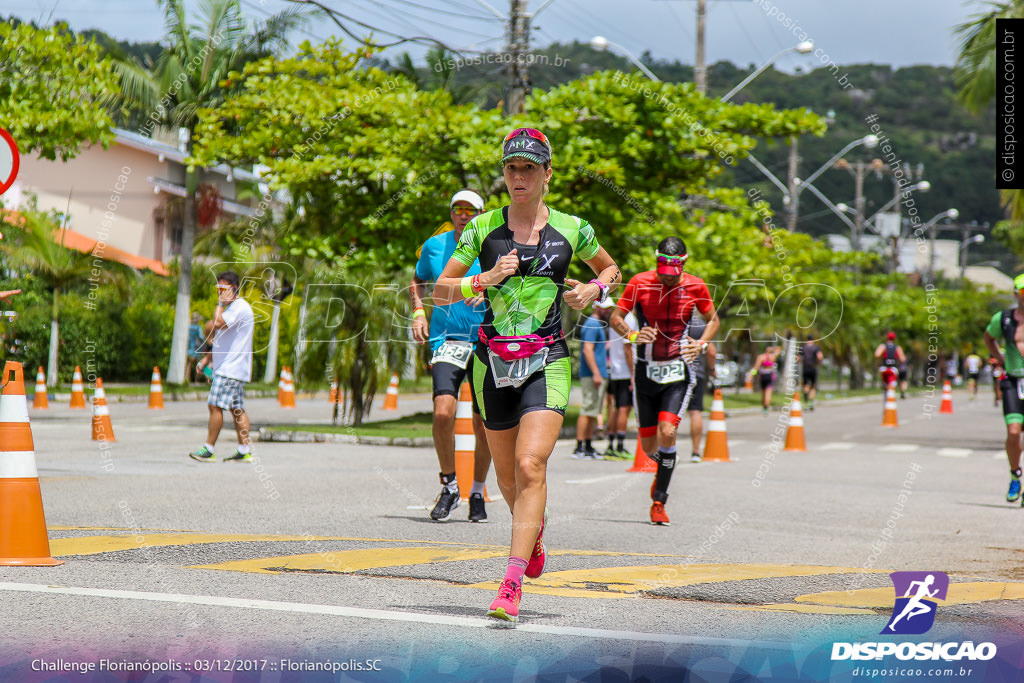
[460,277,475,299]
[412,308,426,319]
[628,331,639,344]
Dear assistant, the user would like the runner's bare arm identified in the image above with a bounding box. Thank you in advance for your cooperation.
[565,248,618,310]
[409,276,430,344]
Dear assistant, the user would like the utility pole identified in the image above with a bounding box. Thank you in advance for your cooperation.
[505,0,530,115]
[695,0,706,95]
[786,136,799,230]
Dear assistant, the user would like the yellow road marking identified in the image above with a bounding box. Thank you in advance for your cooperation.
[468,563,877,598]
[51,534,337,556]
[726,604,877,615]
[795,582,1024,609]
[191,548,668,575]
[191,547,510,574]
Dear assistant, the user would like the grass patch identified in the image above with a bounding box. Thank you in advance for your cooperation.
[268,405,583,440]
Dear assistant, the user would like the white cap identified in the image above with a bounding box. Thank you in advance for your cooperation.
[596,298,616,308]
[450,190,485,211]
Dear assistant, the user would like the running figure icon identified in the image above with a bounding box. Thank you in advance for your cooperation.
[886,574,938,632]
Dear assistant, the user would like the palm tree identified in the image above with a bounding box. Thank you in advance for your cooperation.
[112,0,306,384]
[955,0,1024,245]
[298,269,410,426]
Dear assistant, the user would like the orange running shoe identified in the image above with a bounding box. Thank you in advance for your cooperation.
[650,501,670,526]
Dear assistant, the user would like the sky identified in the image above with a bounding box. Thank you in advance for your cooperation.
[4,0,982,72]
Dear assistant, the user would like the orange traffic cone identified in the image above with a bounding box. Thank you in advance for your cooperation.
[69,365,86,408]
[148,366,164,409]
[279,366,296,408]
[454,382,489,501]
[783,390,807,452]
[744,371,754,392]
[277,367,286,403]
[382,373,399,411]
[627,435,658,472]
[940,381,954,414]
[31,366,48,409]
[328,378,338,404]
[0,361,64,565]
[91,378,116,441]
[882,381,899,427]
[703,388,731,462]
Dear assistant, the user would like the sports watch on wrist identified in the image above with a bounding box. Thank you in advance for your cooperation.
[589,279,609,304]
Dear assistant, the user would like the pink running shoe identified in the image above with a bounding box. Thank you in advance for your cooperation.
[525,509,547,579]
[487,578,522,622]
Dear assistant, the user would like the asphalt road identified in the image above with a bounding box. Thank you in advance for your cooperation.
[1,386,1022,682]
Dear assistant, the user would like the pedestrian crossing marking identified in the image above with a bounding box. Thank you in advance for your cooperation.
[937,448,972,458]
[880,444,919,452]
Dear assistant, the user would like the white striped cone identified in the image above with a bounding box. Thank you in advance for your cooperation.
[280,366,296,408]
[31,367,48,409]
[882,382,899,427]
[148,366,164,409]
[702,388,730,462]
[69,366,86,409]
[783,391,806,451]
[940,381,954,413]
[453,382,479,500]
[382,373,399,410]
[91,378,116,441]
[0,361,63,565]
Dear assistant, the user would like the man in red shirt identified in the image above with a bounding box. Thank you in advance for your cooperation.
[610,237,719,525]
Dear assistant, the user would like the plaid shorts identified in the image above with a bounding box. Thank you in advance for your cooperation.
[208,374,246,411]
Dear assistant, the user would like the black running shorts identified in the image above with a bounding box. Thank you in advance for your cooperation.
[431,355,480,414]
[608,378,633,409]
[471,346,571,431]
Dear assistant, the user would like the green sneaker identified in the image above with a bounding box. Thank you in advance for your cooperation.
[224,449,252,462]
[189,445,215,462]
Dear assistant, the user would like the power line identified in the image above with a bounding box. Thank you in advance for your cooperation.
[383,0,495,22]
[727,1,766,66]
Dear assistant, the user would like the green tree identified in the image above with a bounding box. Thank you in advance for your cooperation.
[112,0,305,384]
[1,209,107,385]
[0,21,118,161]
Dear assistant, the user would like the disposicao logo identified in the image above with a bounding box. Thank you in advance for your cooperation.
[882,571,949,635]
[831,571,997,663]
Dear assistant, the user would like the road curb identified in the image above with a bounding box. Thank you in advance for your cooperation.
[255,390,945,448]
[256,425,578,448]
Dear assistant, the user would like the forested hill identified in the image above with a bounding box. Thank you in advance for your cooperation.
[384,41,1003,266]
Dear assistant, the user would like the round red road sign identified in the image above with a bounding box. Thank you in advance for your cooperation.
[0,128,21,195]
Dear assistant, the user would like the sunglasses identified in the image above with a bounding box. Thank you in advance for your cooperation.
[216,284,235,291]
[504,127,550,149]
[656,252,688,266]
[451,206,479,217]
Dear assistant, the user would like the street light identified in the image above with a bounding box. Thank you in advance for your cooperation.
[925,208,959,283]
[960,234,985,280]
[721,41,813,103]
[590,36,661,82]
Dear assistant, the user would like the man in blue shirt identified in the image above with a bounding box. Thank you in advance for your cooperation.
[410,190,492,522]
[574,299,613,459]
